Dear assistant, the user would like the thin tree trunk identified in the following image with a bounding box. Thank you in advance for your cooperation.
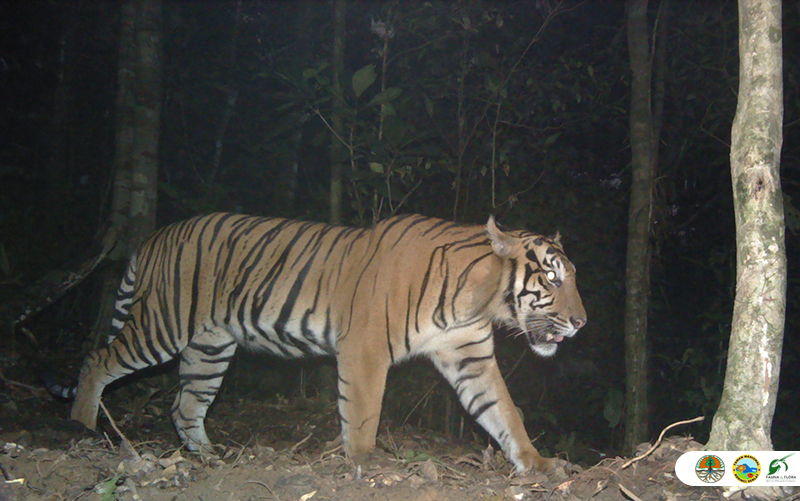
[329,0,347,226]
[128,0,162,244]
[623,0,657,455]
[204,0,241,202]
[317,0,348,404]
[91,0,139,345]
[706,0,785,460]
[109,0,137,255]
[91,0,162,347]
[46,2,78,190]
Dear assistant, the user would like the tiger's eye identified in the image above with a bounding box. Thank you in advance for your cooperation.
[546,270,557,282]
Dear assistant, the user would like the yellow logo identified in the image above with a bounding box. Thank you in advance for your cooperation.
[732,454,761,483]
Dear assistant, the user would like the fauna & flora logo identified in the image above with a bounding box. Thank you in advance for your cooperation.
[695,455,725,483]
[732,454,761,483]
[766,452,796,483]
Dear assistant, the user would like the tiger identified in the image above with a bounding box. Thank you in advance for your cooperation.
[64,212,586,472]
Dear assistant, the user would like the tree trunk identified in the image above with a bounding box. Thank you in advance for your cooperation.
[108,0,137,256]
[46,2,78,191]
[91,0,163,346]
[204,0,241,207]
[328,0,347,226]
[706,0,785,456]
[623,0,658,455]
[128,0,162,244]
[316,0,348,404]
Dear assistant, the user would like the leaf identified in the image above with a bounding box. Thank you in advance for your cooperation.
[302,62,329,82]
[368,87,402,106]
[382,102,396,116]
[486,75,502,94]
[302,68,317,81]
[352,64,377,99]
[382,115,407,145]
[97,475,122,501]
[424,96,434,118]
[369,162,384,173]
[544,132,562,146]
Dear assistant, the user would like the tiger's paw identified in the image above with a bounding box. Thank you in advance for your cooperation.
[347,447,395,476]
[187,445,225,468]
[61,417,104,443]
[514,447,556,473]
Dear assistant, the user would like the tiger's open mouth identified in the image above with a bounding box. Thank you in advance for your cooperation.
[523,317,572,347]
[527,331,565,346]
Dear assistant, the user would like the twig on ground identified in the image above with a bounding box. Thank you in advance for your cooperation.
[99,398,141,462]
[619,483,645,501]
[289,433,313,455]
[621,416,704,469]
[245,479,280,500]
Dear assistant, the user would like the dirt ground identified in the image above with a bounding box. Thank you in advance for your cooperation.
[0,359,794,501]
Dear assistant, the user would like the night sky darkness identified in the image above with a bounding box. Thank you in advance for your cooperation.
[1,1,798,458]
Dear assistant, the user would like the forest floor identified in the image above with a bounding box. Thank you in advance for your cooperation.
[0,353,769,501]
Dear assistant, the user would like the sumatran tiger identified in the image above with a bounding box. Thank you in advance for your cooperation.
[62,212,586,472]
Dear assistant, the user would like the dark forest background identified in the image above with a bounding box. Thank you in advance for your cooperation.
[1,0,798,464]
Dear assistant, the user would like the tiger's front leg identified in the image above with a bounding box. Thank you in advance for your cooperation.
[335,339,391,464]
[430,331,554,473]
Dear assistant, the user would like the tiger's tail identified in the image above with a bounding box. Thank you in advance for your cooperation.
[41,371,77,400]
[42,256,138,402]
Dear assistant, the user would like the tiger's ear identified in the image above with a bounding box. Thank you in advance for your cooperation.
[550,232,562,246]
[486,216,519,257]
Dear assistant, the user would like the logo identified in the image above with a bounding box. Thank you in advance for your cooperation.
[732,455,761,483]
[695,455,725,483]
[766,453,796,483]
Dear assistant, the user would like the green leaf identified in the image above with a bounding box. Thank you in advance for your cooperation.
[302,62,329,82]
[382,102,396,116]
[382,115,407,145]
[369,162,385,173]
[544,132,562,146]
[352,64,377,99]
[368,87,402,106]
[424,96,434,118]
[98,475,122,501]
[302,68,317,81]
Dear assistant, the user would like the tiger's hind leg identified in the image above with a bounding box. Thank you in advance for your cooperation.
[171,327,237,453]
[71,320,183,430]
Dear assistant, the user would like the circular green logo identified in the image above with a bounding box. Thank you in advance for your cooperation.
[695,455,725,483]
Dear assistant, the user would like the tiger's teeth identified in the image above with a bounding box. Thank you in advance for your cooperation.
[546,333,553,341]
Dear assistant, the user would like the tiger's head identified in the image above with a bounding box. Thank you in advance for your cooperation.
[487,217,586,357]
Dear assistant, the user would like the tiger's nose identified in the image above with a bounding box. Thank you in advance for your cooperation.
[570,316,587,330]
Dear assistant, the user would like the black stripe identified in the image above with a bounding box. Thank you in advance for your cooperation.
[456,331,492,350]
[457,354,493,371]
[385,296,395,364]
[466,391,486,413]
[471,400,498,420]
[404,288,413,353]
[179,371,227,381]
[389,214,428,249]
[504,259,518,318]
